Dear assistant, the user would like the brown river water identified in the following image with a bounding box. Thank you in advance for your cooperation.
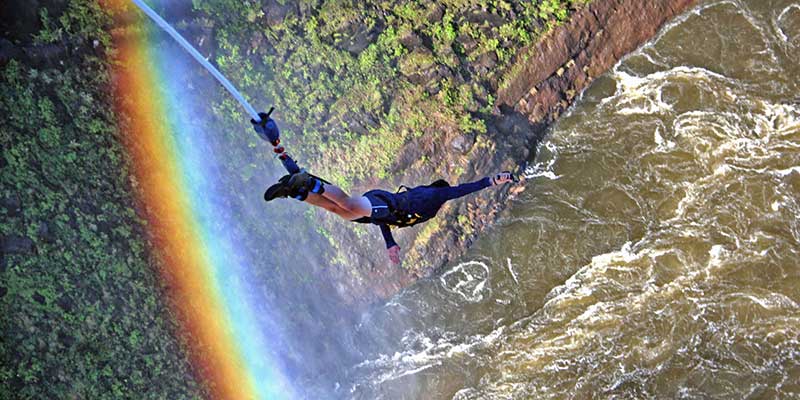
[344,0,800,398]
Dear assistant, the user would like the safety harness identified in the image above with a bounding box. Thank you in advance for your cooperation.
[370,191,423,228]
[372,179,451,228]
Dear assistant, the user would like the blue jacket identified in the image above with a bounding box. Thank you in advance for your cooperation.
[354,177,492,248]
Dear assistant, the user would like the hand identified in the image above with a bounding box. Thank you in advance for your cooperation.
[387,245,401,265]
[251,113,280,144]
[491,171,514,185]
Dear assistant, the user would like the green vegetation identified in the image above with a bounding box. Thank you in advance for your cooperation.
[1,0,588,397]
[194,0,588,188]
[0,4,203,399]
[190,0,589,278]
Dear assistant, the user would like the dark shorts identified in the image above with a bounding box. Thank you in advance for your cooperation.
[362,189,396,221]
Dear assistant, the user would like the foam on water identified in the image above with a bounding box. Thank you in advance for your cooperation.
[523,141,561,180]
[506,258,520,285]
[349,326,507,393]
[775,4,800,45]
[440,261,492,303]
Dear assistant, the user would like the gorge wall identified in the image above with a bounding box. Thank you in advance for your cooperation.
[338,0,699,306]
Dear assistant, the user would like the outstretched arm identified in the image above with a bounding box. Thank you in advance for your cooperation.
[443,172,514,201]
[443,177,492,201]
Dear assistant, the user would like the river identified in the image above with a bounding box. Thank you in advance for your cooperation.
[344,0,800,398]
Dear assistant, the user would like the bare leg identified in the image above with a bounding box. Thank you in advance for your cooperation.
[320,184,371,218]
[305,193,363,220]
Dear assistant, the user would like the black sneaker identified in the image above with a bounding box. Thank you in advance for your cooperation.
[287,171,326,196]
[287,171,311,192]
[263,175,292,202]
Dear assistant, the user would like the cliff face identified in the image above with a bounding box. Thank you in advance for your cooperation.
[498,0,697,118]
[335,0,698,305]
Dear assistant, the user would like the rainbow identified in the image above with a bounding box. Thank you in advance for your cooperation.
[105,1,294,398]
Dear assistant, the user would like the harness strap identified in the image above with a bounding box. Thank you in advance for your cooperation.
[373,192,424,228]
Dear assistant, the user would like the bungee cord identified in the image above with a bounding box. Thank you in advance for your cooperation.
[130,0,300,174]
[130,0,261,121]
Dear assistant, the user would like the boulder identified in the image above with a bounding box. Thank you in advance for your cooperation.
[450,134,475,154]
[1,195,21,217]
[37,222,54,243]
[398,29,423,48]
[1,235,34,254]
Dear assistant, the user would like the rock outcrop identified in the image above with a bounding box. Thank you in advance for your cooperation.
[498,0,697,124]
[341,0,698,305]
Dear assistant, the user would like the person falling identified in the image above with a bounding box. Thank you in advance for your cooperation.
[252,114,515,265]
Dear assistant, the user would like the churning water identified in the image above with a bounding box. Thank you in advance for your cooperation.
[345,0,800,398]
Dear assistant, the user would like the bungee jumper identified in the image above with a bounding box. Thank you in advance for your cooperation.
[252,116,515,264]
[130,0,517,264]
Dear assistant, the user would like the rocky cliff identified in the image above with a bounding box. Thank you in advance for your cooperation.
[336,0,698,305]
